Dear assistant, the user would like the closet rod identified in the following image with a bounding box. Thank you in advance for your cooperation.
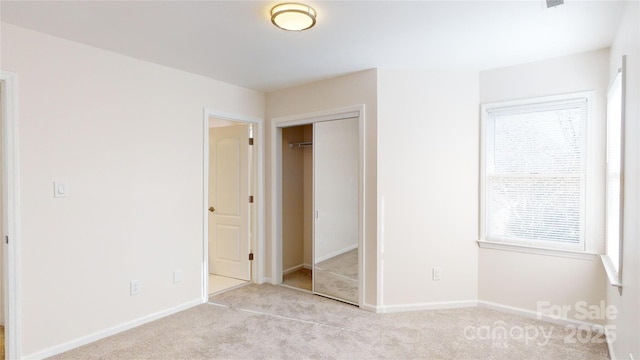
[288,141,313,149]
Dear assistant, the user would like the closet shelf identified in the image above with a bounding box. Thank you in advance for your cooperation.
[288,141,313,149]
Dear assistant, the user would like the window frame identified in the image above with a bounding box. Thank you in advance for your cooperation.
[602,56,625,291]
[479,91,597,256]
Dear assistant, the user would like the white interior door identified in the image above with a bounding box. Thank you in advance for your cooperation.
[209,125,250,280]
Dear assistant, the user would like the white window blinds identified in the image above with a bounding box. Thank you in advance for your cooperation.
[484,98,587,248]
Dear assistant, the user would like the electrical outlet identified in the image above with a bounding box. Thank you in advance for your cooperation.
[53,181,69,198]
[432,267,442,281]
[130,280,141,295]
[173,270,183,284]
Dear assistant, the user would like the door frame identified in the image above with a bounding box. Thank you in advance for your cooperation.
[270,105,366,307]
[1,70,21,359]
[202,108,264,301]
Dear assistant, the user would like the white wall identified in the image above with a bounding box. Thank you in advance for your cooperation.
[1,23,265,357]
[266,69,378,307]
[478,49,609,323]
[376,70,479,309]
[607,2,640,359]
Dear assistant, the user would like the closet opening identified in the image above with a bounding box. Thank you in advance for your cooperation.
[273,107,364,307]
[281,125,313,292]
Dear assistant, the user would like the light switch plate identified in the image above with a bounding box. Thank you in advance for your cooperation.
[53,181,68,198]
[173,270,183,284]
[432,267,442,281]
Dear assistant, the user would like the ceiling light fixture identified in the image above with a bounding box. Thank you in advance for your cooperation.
[271,3,316,31]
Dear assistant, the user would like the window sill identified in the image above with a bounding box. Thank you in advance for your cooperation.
[477,240,598,260]
[600,255,622,288]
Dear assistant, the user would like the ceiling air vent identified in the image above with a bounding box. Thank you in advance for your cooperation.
[546,0,564,8]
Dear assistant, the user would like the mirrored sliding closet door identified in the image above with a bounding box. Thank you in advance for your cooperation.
[313,117,359,304]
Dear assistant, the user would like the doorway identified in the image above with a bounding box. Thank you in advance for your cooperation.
[273,107,364,307]
[207,117,253,295]
[0,76,5,360]
[0,71,19,359]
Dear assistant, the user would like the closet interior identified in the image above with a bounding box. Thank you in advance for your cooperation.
[281,125,313,291]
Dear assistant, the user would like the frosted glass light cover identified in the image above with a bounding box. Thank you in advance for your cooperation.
[271,3,316,31]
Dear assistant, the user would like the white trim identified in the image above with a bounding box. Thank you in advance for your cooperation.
[604,325,617,360]
[23,298,203,360]
[271,126,282,284]
[202,110,209,301]
[282,263,311,275]
[357,108,366,310]
[273,107,360,126]
[377,196,384,309]
[477,300,604,331]
[477,240,598,260]
[202,108,265,302]
[207,280,251,297]
[270,105,366,308]
[378,300,478,313]
[314,243,357,263]
[1,70,21,360]
[605,57,626,297]
[359,303,378,313]
[481,91,595,111]
[600,254,622,287]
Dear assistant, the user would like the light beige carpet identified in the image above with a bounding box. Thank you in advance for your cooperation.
[0,326,4,360]
[315,249,358,303]
[52,284,609,360]
[282,268,312,291]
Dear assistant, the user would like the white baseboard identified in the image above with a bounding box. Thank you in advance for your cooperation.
[315,243,358,263]
[359,302,378,313]
[282,263,312,275]
[477,300,603,330]
[604,325,616,360]
[378,300,477,313]
[23,298,203,360]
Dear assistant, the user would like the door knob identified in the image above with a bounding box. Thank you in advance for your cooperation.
[208,206,215,213]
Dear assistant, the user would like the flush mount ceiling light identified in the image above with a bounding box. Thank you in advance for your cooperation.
[271,3,316,31]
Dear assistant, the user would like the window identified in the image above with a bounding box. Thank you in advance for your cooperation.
[603,59,625,289]
[480,93,593,252]
[605,71,622,273]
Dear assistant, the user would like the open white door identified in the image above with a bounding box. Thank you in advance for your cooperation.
[209,125,251,281]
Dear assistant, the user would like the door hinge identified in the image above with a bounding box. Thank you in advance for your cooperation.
[249,195,254,203]
[248,252,254,261]
[249,137,254,146]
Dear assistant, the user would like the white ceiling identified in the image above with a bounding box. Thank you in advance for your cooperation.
[0,0,625,92]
